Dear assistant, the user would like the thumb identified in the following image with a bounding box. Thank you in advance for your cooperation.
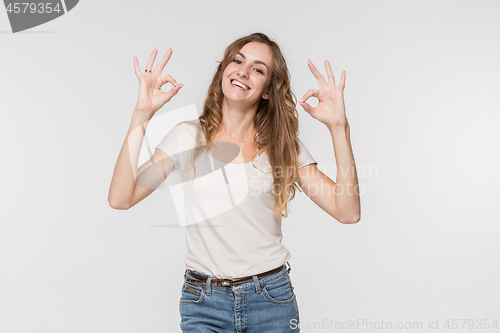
[162,84,184,103]
[299,101,314,114]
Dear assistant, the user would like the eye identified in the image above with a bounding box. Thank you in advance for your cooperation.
[233,59,242,64]
[254,68,264,74]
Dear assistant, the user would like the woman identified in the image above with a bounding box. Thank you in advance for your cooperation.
[109,32,360,332]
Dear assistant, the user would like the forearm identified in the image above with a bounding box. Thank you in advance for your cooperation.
[108,110,151,209]
[327,122,360,223]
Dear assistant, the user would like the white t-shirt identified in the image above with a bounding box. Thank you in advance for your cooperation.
[155,119,317,279]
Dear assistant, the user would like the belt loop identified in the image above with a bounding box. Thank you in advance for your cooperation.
[206,276,212,295]
[286,262,291,274]
[252,275,261,293]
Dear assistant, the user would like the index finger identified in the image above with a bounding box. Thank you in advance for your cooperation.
[307,60,327,86]
[153,48,173,76]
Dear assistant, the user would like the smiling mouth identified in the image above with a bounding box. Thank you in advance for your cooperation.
[230,79,250,90]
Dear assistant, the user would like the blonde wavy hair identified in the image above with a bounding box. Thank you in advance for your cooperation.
[185,32,304,219]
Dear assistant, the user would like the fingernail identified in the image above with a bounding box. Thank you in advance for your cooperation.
[178,84,184,88]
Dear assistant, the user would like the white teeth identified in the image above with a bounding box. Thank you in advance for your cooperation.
[231,80,249,90]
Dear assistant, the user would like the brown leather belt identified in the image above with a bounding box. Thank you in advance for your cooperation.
[184,264,286,287]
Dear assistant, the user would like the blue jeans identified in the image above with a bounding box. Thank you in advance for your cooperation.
[179,262,300,332]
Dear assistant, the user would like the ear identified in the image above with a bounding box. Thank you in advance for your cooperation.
[262,92,269,100]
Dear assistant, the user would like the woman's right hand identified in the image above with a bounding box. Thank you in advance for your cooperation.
[133,48,183,116]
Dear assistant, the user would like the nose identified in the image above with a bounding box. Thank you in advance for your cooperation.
[238,66,249,78]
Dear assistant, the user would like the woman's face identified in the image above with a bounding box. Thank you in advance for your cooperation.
[221,42,273,107]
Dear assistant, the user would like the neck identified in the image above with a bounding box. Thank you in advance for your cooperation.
[218,98,259,141]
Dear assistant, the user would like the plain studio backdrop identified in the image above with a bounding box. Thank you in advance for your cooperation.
[1,0,499,332]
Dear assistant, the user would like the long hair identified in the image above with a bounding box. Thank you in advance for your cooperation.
[186,32,303,220]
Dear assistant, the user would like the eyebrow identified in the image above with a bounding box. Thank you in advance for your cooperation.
[236,52,269,71]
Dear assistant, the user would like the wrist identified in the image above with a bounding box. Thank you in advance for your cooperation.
[132,109,153,122]
[130,110,153,132]
[326,120,349,132]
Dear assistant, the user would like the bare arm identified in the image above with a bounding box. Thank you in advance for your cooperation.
[297,123,360,224]
[108,112,175,210]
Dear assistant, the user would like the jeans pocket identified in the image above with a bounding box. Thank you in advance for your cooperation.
[180,282,205,304]
[261,274,296,304]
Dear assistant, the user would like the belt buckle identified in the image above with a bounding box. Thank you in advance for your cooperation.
[221,279,232,287]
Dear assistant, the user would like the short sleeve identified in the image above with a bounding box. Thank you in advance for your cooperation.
[155,122,188,173]
[297,138,317,170]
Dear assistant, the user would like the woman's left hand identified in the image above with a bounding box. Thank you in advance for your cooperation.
[299,60,347,127]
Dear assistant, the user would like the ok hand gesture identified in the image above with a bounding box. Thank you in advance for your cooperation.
[133,48,183,116]
[299,60,347,127]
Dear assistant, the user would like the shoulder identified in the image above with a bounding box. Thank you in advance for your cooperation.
[296,136,311,153]
[296,136,306,148]
[169,119,201,138]
[296,136,317,169]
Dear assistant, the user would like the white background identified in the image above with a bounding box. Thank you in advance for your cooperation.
[1,0,499,332]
